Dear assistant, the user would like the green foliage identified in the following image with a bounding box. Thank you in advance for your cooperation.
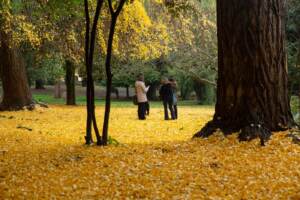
[26,53,65,85]
[108,136,120,146]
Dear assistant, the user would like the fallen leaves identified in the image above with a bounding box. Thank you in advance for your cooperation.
[0,105,299,199]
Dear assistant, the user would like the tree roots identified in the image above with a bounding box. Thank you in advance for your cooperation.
[239,123,272,146]
[193,121,218,138]
[193,120,272,146]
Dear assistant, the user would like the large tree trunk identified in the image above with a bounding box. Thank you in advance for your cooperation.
[194,0,295,145]
[65,60,76,105]
[0,32,33,111]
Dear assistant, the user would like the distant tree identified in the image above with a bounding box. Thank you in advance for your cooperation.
[194,0,296,145]
[65,60,76,105]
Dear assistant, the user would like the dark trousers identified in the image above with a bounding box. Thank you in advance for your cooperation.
[138,102,147,120]
[173,105,178,119]
[145,101,150,115]
[163,100,175,120]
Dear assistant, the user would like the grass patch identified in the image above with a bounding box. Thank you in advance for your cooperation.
[33,94,213,108]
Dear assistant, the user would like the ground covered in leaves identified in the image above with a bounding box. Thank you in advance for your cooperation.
[0,105,300,199]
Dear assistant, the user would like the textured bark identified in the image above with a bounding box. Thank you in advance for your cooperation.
[0,32,33,111]
[65,60,76,105]
[194,0,295,144]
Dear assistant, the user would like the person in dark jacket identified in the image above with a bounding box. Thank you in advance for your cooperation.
[159,78,175,120]
[169,78,178,119]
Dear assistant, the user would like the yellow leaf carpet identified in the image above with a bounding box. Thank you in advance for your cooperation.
[0,105,299,199]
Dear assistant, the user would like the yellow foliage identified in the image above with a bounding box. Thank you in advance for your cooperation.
[98,0,170,60]
[0,105,300,199]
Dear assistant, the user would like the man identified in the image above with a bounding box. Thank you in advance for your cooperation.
[135,73,149,120]
[159,77,175,120]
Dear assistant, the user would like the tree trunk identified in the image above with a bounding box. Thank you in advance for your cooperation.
[54,80,62,98]
[193,80,215,105]
[84,0,103,145]
[0,32,33,111]
[112,87,119,99]
[193,81,204,103]
[65,60,76,105]
[35,79,45,89]
[126,86,130,99]
[194,0,295,145]
[102,0,126,146]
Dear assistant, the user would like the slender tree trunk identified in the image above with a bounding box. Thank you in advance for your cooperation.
[102,16,116,146]
[0,32,33,111]
[193,81,204,103]
[193,80,215,105]
[102,0,126,146]
[54,79,62,98]
[126,86,130,99]
[65,60,76,105]
[194,0,295,145]
[84,0,103,145]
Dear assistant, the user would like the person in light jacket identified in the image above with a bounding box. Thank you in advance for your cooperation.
[135,73,149,120]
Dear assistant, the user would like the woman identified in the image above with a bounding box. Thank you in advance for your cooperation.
[135,73,149,120]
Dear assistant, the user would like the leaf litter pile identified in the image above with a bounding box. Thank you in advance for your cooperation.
[0,105,300,199]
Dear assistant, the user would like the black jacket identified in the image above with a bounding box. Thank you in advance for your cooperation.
[159,83,173,102]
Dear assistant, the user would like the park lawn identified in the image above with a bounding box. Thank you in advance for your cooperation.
[0,105,300,199]
[32,94,205,108]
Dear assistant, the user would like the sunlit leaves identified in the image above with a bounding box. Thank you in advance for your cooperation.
[0,106,300,199]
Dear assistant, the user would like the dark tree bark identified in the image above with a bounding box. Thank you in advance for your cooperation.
[0,32,33,111]
[101,0,126,146]
[126,86,130,99]
[35,79,45,89]
[194,0,296,145]
[65,60,76,105]
[84,0,103,145]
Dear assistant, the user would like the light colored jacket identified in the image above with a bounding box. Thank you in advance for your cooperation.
[135,81,149,103]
